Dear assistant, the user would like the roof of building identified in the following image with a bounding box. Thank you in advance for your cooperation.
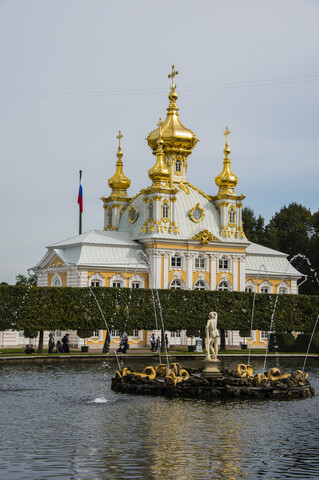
[246,242,302,277]
[117,183,248,244]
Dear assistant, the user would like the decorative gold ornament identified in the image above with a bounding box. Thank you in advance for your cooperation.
[128,206,138,223]
[189,203,205,223]
[179,182,190,194]
[191,230,218,244]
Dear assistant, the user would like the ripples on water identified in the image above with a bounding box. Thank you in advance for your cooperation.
[0,357,318,479]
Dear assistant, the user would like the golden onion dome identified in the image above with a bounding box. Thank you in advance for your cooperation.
[215,127,238,194]
[147,66,198,153]
[108,131,131,194]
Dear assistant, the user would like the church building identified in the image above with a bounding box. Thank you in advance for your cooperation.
[22,66,302,351]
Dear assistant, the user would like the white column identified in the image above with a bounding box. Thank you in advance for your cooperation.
[186,253,194,289]
[163,252,169,289]
[149,250,161,289]
[210,254,217,290]
[232,256,239,291]
[239,256,246,291]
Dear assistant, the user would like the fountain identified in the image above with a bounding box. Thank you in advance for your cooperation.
[111,253,317,401]
[111,306,315,401]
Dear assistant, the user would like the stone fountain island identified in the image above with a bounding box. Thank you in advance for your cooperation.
[111,362,315,401]
[112,311,315,400]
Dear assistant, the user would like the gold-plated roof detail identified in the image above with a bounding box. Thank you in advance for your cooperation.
[147,66,198,153]
[108,131,131,196]
[191,229,219,244]
[215,127,238,196]
[148,118,172,185]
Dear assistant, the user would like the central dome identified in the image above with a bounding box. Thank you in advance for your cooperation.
[147,88,198,153]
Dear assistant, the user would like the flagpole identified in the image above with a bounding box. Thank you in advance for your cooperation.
[79,170,82,235]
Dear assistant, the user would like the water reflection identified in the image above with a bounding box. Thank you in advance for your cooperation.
[0,358,318,479]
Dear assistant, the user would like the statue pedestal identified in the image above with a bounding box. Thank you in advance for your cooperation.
[202,359,223,378]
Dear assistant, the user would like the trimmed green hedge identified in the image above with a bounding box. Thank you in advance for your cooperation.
[0,285,318,336]
[268,333,296,352]
[294,333,319,353]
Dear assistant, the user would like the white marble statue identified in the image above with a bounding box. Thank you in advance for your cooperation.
[205,311,219,361]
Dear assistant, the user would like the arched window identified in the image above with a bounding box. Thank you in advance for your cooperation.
[229,208,235,224]
[170,279,182,289]
[129,274,145,289]
[89,273,105,288]
[148,202,153,219]
[259,280,273,294]
[218,281,229,291]
[110,273,125,288]
[175,159,181,172]
[171,253,182,268]
[194,280,206,290]
[108,209,112,225]
[51,274,62,287]
[245,280,256,293]
[162,202,169,219]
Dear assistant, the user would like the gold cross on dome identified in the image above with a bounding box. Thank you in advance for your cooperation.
[116,130,123,148]
[168,65,179,90]
[224,126,230,144]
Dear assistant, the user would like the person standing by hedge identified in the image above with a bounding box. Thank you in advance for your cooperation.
[48,333,55,354]
[62,333,70,353]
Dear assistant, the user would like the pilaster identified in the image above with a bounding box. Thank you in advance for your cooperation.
[186,253,195,289]
[209,254,218,290]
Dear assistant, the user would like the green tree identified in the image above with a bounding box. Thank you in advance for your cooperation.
[15,273,38,286]
[263,203,316,294]
[242,207,265,244]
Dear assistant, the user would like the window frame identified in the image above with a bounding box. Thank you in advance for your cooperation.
[194,280,207,290]
[170,279,183,289]
[171,253,182,269]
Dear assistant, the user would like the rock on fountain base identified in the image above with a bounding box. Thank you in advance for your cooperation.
[111,366,315,401]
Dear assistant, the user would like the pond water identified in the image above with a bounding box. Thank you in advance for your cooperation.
[0,356,318,480]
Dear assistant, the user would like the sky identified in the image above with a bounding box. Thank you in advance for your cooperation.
[0,0,318,284]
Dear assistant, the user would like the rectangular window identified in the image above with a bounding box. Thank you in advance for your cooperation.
[245,287,253,293]
[132,283,140,288]
[261,287,269,293]
[219,259,229,269]
[171,256,182,267]
[171,330,181,338]
[195,257,205,269]
[55,330,62,337]
[19,330,25,337]
[92,330,100,338]
[111,329,120,337]
[112,282,121,288]
[91,281,100,287]
[279,288,287,294]
[133,329,139,337]
[261,331,269,339]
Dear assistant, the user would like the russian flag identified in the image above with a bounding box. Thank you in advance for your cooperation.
[78,173,83,213]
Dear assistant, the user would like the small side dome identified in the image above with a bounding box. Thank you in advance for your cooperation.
[108,131,131,195]
[215,127,238,195]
